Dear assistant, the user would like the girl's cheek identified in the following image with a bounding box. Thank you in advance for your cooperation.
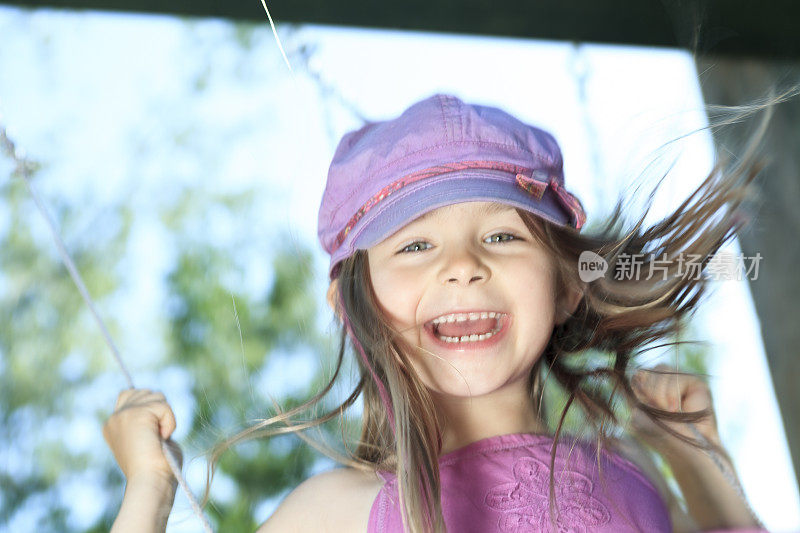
[372,269,424,323]
[374,263,418,287]
[372,268,412,300]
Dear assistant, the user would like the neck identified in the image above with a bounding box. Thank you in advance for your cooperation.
[431,377,549,455]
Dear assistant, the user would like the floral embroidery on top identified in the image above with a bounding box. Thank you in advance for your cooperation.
[484,456,611,532]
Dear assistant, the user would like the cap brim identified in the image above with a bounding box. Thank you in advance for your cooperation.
[329,168,573,275]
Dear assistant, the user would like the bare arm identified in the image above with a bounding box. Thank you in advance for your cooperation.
[630,365,763,530]
[111,473,177,533]
[660,439,761,530]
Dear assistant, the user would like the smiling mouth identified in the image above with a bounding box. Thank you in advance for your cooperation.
[426,312,507,344]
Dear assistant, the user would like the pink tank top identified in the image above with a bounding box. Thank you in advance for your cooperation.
[367,432,771,532]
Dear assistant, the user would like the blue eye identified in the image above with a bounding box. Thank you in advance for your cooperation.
[485,233,517,244]
[399,241,432,253]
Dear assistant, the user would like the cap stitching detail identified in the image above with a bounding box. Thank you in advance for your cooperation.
[437,94,450,142]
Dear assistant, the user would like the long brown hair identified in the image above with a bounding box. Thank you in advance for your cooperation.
[200,107,774,531]
[331,155,760,531]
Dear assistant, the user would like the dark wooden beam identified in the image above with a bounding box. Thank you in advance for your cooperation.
[2,0,800,59]
[697,56,800,495]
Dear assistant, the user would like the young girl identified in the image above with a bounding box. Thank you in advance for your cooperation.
[104,94,770,532]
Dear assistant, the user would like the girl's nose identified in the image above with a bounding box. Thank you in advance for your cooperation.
[438,248,490,286]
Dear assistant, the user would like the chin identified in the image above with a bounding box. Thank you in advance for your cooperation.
[417,366,522,399]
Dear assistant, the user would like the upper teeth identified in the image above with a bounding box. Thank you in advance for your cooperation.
[431,311,499,324]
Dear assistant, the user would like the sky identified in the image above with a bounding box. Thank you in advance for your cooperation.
[0,5,798,531]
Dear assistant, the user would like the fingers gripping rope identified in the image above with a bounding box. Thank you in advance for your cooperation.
[1,128,215,533]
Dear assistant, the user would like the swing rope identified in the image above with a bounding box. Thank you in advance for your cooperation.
[1,128,215,533]
[0,6,294,530]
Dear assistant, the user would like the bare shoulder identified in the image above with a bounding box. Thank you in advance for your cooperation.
[608,435,699,533]
[255,467,385,533]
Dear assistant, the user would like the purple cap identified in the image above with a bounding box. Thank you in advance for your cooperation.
[318,94,586,277]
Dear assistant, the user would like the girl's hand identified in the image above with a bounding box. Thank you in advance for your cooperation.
[103,389,181,486]
[629,364,723,454]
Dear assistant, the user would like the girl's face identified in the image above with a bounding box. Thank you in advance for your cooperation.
[367,201,567,398]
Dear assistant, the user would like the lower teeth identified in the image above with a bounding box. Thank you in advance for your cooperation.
[437,327,500,343]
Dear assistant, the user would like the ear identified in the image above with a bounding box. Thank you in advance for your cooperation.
[555,284,584,325]
[326,279,340,319]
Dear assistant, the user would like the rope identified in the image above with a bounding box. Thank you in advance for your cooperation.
[1,5,296,529]
[1,127,215,533]
[258,0,293,74]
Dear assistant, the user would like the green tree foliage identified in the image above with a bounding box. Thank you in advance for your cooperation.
[0,151,334,531]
